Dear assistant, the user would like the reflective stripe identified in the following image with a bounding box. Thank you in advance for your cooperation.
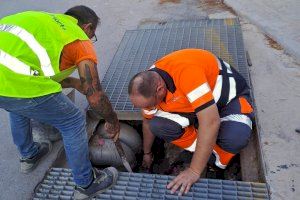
[216,57,222,70]
[184,139,197,152]
[221,114,252,129]
[155,110,190,128]
[224,61,232,74]
[213,75,222,102]
[185,141,234,169]
[228,77,236,103]
[187,82,210,103]
[213,60,237,106]
[0,24,54,76]
[212,150,227,169]
[0,49,37,75]
[143,108,158,115]
[149,64,156,69]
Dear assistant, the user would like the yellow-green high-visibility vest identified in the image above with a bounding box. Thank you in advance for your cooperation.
[0,11,89,98]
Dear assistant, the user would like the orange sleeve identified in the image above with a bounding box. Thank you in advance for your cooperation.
[60,40,98,71]
[179,66,215,113]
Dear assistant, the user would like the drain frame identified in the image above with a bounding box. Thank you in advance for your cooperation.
[35,18,269,199]
[33,168,269,200]
[100,18,266,182]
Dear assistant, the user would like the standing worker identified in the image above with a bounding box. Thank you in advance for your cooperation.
[0,6,119,199]
[128,49,254,196]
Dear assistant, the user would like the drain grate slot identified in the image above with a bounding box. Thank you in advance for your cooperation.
[33,168,269,200]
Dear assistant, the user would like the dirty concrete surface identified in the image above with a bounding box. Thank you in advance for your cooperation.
[240,20,300,199]
[0,0,299,199]
[223,1,300,199]
[224,0,300,63]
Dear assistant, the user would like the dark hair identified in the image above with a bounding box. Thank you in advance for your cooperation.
[128,71,158,98]
[65,5,100,29]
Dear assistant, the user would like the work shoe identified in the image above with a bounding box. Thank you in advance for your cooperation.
[74,167,118,200]
[20,142,52,174]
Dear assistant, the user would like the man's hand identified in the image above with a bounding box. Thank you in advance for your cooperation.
[104,121,120,140]
[167,168,200,196]
[142,153,153,169]
[60,77,85,94]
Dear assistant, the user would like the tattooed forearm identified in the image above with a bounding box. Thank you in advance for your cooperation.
[80,64,96,96]
[79,62,118,124]
[93,94,118,124]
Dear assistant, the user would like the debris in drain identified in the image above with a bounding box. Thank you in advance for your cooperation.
[133,138,242,181]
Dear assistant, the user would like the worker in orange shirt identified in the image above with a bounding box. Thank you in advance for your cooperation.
[0,6,119,199]
[128,49,254,196]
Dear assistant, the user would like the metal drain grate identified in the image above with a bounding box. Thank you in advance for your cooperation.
[138,18,240,29]
[33,168,269,200]
[101,19,249,117]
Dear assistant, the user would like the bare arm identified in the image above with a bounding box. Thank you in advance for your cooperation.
[142,118,156,169]
[77,59,119,134]
[143,118,155,153]
[190,104,220,174]
[167,104,220,195]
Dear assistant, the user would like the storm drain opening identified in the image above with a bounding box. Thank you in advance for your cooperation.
[98,18,264,182]
[34,19,269,199]
[49,119,260,183]
[107,120,260,183]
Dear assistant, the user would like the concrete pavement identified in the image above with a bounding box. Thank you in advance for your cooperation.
[223,1,300,199]
[224,0,300,62]
[240,19,300,199]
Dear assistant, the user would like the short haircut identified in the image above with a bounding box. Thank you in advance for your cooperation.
[65,5,100,28]
[128,71,158,98]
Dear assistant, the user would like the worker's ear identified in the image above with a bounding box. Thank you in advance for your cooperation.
[82,23,93,30]
[156,84,164,93]
[81,23,94,38]
[156,83,166,99]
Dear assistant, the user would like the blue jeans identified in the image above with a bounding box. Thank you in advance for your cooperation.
[0,92,93,187]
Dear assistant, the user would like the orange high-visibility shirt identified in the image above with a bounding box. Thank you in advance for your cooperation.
[60,40,98,71]
[143,49,219,118]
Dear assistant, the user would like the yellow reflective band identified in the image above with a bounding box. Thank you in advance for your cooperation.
[0,24,54,76]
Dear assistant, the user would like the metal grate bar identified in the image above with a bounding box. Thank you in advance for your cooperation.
[101,20,249,114]
[138,18,240,29]
[33,168,269,200]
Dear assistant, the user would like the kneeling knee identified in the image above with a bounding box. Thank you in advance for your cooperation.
[228,132,251,153]
[148,117,183,142]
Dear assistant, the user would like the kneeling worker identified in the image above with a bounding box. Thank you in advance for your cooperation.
[128,49,254,196]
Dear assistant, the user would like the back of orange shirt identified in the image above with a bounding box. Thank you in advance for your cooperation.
[143,49,250,119]
[60,40,98,71]
[154,49,219,113]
